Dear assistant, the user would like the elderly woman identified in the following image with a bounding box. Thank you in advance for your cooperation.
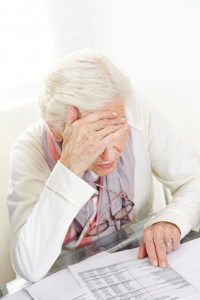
[7,48,200,282]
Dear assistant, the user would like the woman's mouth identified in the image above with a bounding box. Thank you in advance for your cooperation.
[97,162,114,170]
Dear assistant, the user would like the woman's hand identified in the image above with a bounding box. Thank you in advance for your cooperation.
[60,105,128,177]
[138,222,181,267]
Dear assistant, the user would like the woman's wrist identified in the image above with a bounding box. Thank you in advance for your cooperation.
[59,157,85,177]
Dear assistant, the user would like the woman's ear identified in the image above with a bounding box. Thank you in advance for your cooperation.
[67,105,80,124]
[49,128,63,142]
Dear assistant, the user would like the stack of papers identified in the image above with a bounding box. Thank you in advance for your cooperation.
[11,238,200,300]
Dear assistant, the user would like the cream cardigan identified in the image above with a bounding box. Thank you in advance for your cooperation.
[7,98,200,282]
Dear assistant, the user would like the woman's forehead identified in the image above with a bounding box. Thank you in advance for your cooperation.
[99,100,125,116]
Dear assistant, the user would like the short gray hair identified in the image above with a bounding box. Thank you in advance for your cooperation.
[39,48,134,134]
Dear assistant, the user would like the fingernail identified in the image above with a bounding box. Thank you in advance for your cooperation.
[121,117,126,121]
[161,261,167,268]
[152,260,158,267]
[112,112,118,116]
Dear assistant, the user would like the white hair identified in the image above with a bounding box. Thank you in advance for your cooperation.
[39,48,134,134]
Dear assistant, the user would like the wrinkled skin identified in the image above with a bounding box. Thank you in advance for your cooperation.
[138,222,181,268]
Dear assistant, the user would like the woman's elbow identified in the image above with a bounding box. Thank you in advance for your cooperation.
[11,243,50,283]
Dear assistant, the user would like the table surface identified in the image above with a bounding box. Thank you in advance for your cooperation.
[1,216,200,298]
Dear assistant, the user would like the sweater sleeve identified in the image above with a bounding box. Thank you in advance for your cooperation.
[141,101,200,238]
[7,127,96,282]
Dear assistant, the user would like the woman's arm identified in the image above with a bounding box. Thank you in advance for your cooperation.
[138,100,200,266]
[143,101,200,234]
[7,126,96,282]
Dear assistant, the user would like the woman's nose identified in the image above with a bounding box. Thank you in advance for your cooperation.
[101,146,115,162]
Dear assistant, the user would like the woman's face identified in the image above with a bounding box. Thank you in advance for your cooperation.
[88,101,129,176]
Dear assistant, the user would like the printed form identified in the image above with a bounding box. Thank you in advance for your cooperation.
[69,257,199,299]
[24,238,200,300]
[69,238,200,300]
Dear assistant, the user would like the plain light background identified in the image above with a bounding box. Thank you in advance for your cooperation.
[0,0,200,285]
[86,0,200,154]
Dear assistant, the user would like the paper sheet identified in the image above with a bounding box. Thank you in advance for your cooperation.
[167,237,200,290]
[25,252,110,300]
[25,269,86,300]
[23,239,200,300]
[69,238,200,300]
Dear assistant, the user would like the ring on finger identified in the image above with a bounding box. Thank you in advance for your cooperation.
[164,241,173,248]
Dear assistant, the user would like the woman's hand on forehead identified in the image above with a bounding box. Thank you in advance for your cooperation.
[60,105,128,177]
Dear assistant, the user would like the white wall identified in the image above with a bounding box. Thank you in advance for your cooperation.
[0,0,92,109]
[0,102,40,284]
[86,0,200,154]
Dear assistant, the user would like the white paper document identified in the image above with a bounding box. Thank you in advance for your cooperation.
[69,238,200,300]
[22,238,200,300]
[25,252,110,300]
[25,268,88,300]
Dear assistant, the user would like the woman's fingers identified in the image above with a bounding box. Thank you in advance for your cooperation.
[96,124,128,150]
[95,123,127,140]
[83,125,128,161]
[80,110,119,123]
[92,117,126,131]
[138,222,181,268]
[64,107,121,133]
[73,110,126,132]
[139,228,159,267]
[153,237,168,267]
